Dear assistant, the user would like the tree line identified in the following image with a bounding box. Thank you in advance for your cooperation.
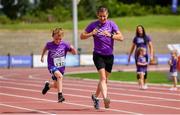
[0,0,179,24]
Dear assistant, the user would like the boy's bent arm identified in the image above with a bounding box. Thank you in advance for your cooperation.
[70,45,77,55]
[41,47,47,63]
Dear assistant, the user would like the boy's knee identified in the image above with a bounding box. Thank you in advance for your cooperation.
[53,83,57,88]
[54,71,63,79]
[56,75,63,80]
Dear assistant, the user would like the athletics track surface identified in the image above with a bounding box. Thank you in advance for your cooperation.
[0,65,180,114]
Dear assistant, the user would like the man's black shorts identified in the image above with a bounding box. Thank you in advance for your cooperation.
[93,52,114,73]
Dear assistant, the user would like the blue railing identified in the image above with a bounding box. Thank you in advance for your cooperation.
[0,54,171,68]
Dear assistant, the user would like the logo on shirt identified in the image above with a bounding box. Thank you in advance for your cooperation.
[97,27,110,36]
[137,37,145,44]
[49,46,65,58]
[141,57,146,63]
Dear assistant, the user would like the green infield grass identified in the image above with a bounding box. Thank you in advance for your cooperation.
[66,71,180,85]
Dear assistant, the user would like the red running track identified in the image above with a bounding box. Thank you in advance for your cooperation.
[0,68,180,114]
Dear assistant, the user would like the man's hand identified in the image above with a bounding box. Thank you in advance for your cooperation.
[91,29,98,36]
[102,30,111,37]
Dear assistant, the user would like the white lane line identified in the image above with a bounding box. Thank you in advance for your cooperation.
[1,77,179,96]
[64,81,180,96]
[1,80,180,102]
[0,103,53,114]
[63,78,180,90]
[73,79,179,88]
[1,84,180,111]
[8,74,180,94]
[2,83,179,103]
[0,73,19,77]
[3,73,180,93]
[26,72,174,88]
[0,93,140,114]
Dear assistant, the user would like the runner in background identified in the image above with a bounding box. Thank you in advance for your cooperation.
[168,50,178,91]
[41,28,77,102]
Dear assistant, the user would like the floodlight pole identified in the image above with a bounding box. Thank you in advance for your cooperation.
[72,0,78,50]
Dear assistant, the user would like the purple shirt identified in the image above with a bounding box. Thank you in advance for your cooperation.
[137,56,147,73]
[85,20,119,55]
[169,57,177,72]
[133,36,151,57]
[45,40,71,73]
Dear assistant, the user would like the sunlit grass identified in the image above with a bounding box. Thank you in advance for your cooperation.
[0,15,180,31]
[66,71,180,85]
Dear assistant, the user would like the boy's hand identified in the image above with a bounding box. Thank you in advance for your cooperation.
[41,57,44,63]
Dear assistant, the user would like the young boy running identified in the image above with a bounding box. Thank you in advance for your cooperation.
[41,28,77,102]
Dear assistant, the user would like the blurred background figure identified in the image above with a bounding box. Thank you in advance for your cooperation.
[168,50,178,91]
[128,25,154,89]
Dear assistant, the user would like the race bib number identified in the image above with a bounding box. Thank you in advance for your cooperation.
[53,57,65,67]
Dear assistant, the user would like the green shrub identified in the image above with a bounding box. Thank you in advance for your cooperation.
[21,13,40,23]
[153,5,171,14]
[48,6,71,22]
[1,1,178,24]
[0,15,11,24]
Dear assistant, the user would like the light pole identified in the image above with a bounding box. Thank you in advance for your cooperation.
[72,0,78,50]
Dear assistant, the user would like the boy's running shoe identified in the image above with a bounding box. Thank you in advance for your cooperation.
[42,81,50,95]
[91,94,100,109]
[58,96,65,103]
[104,98,110,108]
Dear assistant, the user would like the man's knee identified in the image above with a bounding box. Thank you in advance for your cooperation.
[100,76,107,82]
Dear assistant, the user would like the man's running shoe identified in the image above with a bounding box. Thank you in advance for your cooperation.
[91,94,99,109]
[144,84,148,89]
[104,98,110,108]
[42,81,50,95]
[58,96,65,103]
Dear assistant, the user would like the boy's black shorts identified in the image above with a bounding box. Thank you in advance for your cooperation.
[93,52,114,73]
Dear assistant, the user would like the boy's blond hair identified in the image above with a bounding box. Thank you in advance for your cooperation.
[52,28,64,37]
